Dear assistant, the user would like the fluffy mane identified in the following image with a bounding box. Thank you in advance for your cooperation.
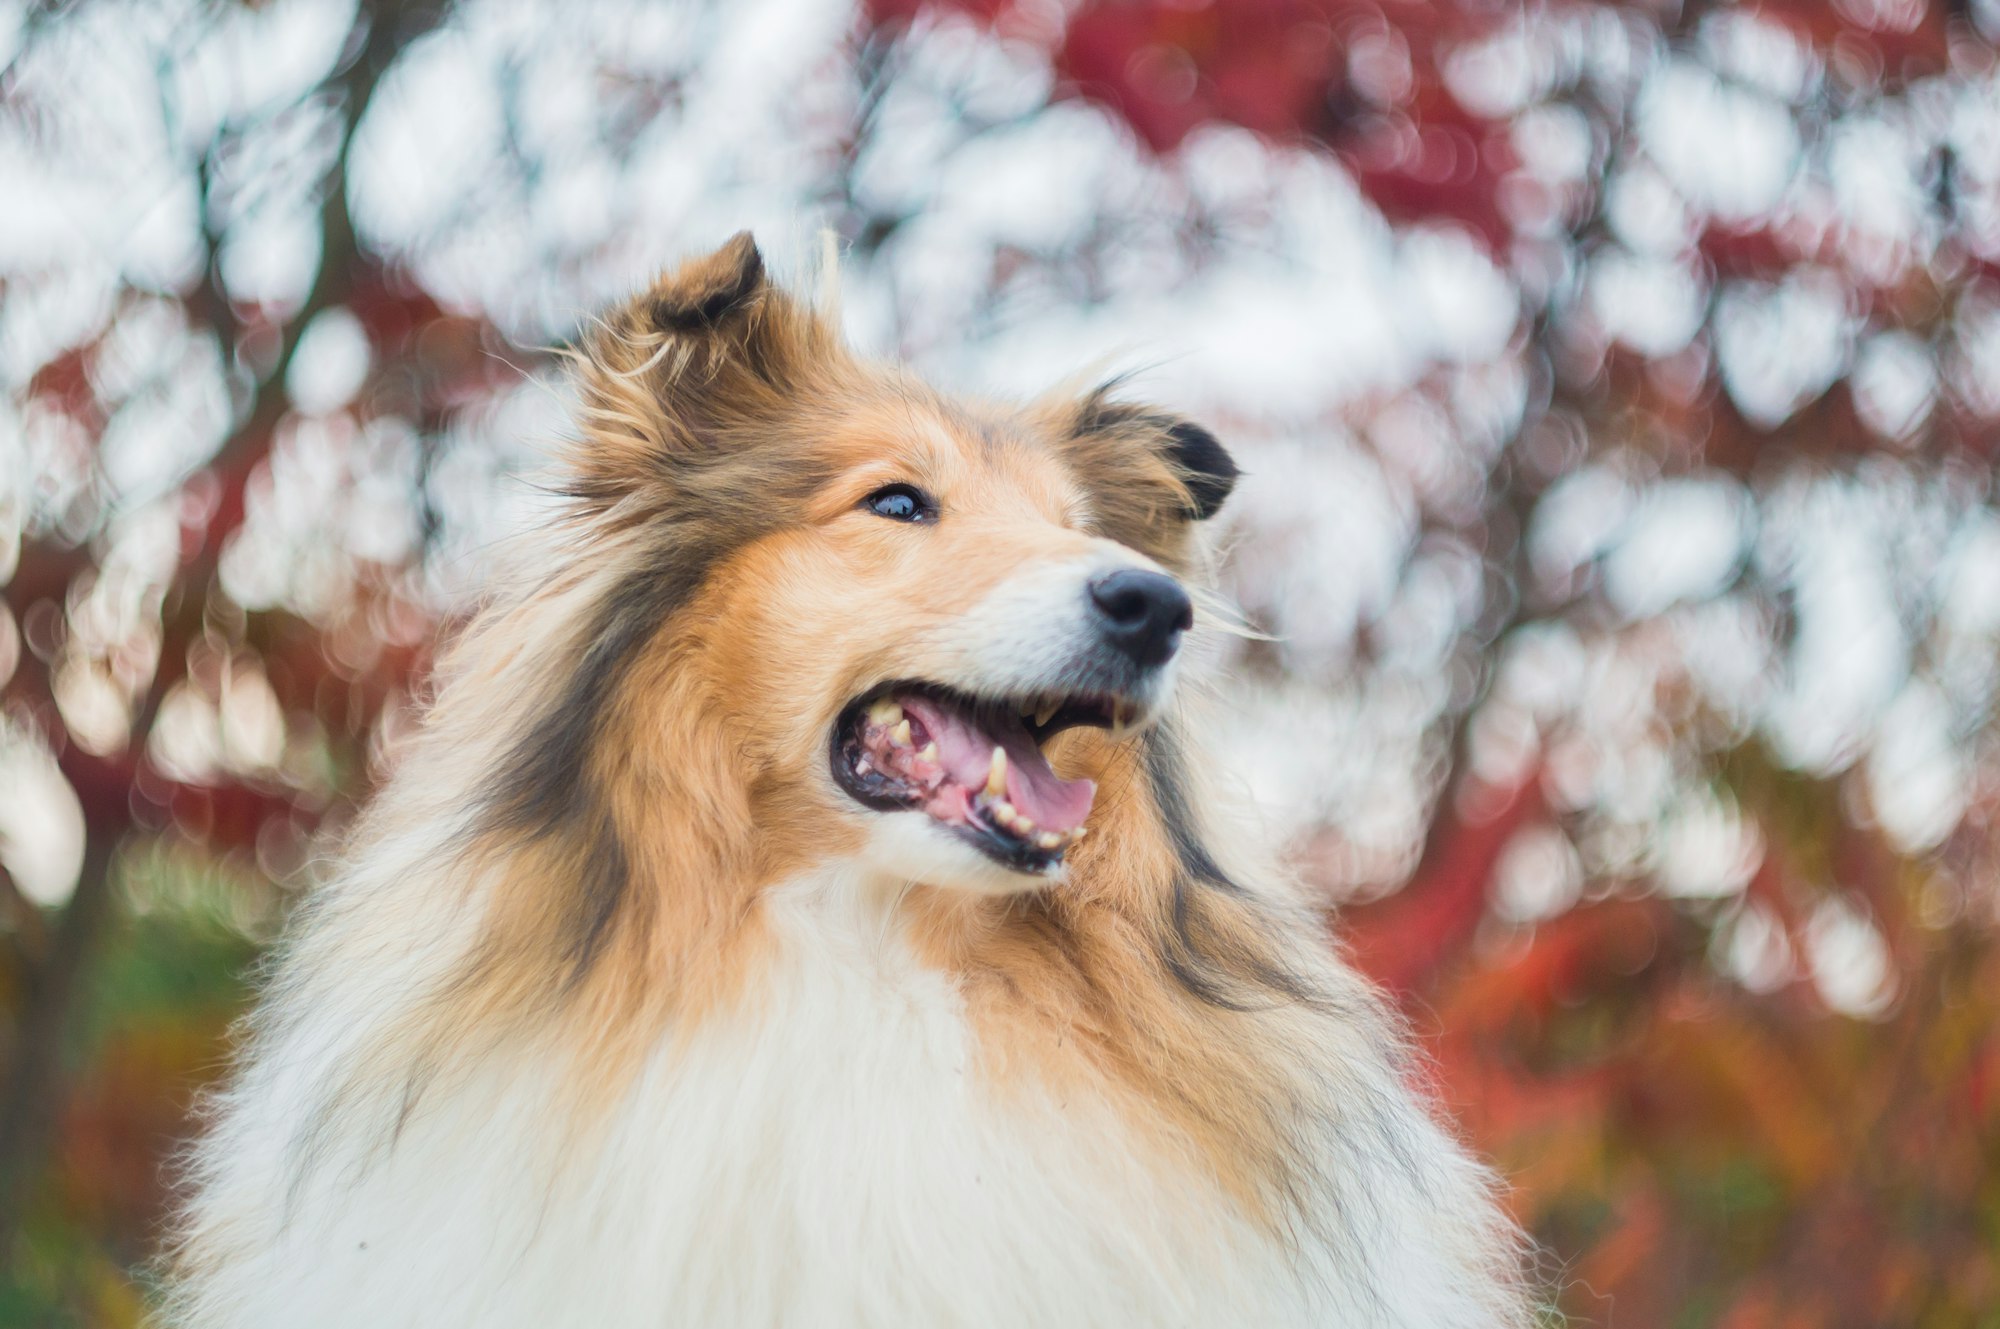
[161,234,1534,1329]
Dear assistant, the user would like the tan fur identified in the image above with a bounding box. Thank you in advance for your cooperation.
[166,236,1534,1329]
[270,235,1428,1234]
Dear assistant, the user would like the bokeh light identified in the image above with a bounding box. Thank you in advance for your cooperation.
[6,0,2000,1322]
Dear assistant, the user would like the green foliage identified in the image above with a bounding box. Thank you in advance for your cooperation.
[1,851,260,1326]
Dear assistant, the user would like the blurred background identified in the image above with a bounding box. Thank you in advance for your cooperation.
[4,0,2000,1322]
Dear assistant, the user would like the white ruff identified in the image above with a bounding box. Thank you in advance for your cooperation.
[166,857,1518,1327]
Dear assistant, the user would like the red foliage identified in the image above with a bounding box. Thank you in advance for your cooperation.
[7,1,2000,1320]
[1743,0,1953,79]
[841,5,2000,1320]
[1056,0,1339,151]
[869,0,1518,246]
[1341,769,1544,995]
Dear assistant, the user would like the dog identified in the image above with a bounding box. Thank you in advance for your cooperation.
[163,234,1531,1327]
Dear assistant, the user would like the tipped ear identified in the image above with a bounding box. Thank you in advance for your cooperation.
[1161,420,1238,521]
[569,232,841,507]
[1068,393,1240,524]
[1053,392,1239,566]
[647,230,766,332]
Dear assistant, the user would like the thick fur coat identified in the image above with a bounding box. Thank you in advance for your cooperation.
[163,234,1531,1328]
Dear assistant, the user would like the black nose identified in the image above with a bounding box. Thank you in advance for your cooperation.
[1088,570,1193,668]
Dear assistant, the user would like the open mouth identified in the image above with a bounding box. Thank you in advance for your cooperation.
[830,683,1142,874]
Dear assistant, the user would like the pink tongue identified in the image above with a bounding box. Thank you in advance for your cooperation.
[900,696,1096,833]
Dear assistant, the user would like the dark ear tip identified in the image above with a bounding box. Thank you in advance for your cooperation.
[650,231,767,332]
[715,230,764,287]
[1165,420,1238,520]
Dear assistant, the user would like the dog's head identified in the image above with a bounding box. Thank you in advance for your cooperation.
[547,233,1236,895]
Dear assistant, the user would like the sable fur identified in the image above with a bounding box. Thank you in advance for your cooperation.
[161,234,1534,1328]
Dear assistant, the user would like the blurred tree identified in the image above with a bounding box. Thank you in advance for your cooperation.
[5,0,2000,1322]
[1,0,482,1290]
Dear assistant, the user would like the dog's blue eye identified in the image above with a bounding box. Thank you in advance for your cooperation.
[863,484,934,523]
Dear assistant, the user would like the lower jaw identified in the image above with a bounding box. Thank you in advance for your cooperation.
[943,818,1068,875]
[834,776,1073,877]
[855,811,1073,892]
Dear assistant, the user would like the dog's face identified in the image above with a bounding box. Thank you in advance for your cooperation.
[572,234,1236,895]
[705,400,1207,894]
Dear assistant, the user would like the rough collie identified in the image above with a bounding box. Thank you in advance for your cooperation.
[164,234,1530,1327]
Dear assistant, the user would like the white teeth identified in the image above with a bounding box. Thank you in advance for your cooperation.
[917,742,938,764]
[987,799,1042,838]
[985,746,1008,798]
[867,699,903,727]
[855,757,872,775]
[1070,824,1089,842]
[890,719,913,748]
[1034,831,1062,851]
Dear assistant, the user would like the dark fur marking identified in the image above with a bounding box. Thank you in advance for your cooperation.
[484,456,828,840]
[1146,726,1316,1009]
[561,810,638,987]
[488,568,693,835]
[650,231,765,331]
[1147,724,1246,897]
[1073,379,1138,435]
[1072,391,1239,523]
[474,556,708,982]
[1163,420,1238,520]
[1162,875,1261,1012]
[480,454,838,981]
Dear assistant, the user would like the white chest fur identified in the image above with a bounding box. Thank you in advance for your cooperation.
[170,866,1512,1328]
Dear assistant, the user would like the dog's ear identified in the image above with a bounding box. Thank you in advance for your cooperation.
[568,232,843,508]
[1052,391,1239,567]
[645,230,768,333]
[1063,393,1239,524]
